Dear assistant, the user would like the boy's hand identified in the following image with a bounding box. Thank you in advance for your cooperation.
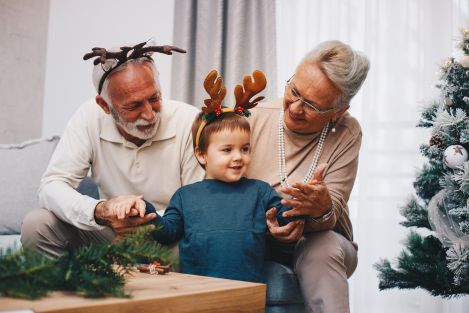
[94,195,156,239]
[266,207,304,243]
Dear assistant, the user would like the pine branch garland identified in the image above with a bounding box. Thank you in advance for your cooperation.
[0,227,175,299]
[0,248,59,299]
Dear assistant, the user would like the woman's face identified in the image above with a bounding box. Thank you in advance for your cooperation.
[283,62,345,134]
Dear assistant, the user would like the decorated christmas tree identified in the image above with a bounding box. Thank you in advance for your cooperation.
[375,29,469,298]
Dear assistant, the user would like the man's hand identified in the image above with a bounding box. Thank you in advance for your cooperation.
[266,207,304,243]
[279,163,332,219]
[94,195,157,241]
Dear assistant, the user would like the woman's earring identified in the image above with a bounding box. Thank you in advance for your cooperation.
[331,120,336,133]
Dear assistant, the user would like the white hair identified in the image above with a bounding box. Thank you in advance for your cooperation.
[92,57,160,104]
[301,40,370,108]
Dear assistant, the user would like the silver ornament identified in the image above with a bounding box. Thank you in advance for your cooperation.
[443,145,468,169]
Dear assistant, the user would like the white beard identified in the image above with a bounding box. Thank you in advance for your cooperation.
[109,105,160,140]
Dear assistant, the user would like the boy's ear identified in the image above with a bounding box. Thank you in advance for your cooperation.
[194,147,207,166]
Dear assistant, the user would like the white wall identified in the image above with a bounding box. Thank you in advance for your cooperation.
[42,0,175,137]
[0,0,49,144]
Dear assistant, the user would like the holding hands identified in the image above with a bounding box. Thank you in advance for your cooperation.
[94,195,157,241]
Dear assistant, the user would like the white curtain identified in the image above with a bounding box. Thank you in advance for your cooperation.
[275,0,469,312]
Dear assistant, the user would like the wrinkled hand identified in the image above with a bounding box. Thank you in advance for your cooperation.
[94,195,157,241]
[266,207,304,243]
[280,163,332,219]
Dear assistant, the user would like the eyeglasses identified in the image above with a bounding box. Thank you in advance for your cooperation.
[285,75,337,114]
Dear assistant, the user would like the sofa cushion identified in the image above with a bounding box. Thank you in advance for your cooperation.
[0,234,21,252]
[0,137,60,235]
[78,176,99,200]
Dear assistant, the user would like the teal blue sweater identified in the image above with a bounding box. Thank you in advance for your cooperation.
[150,178,297,282]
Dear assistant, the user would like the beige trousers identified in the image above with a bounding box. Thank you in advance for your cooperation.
[21,208,115,257]
[293,230,358,313]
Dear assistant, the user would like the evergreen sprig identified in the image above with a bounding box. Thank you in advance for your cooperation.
[417,102,439,128]
[0,227,175,299]
[458,29,469,55]
[0,248,59,299]
[447,244,469,286]
[374,232,469,298]
[400,197,431,229]
[441,62,469,108]
[413,163,444,203]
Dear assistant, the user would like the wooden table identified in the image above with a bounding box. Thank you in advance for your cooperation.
[0,272,266,313]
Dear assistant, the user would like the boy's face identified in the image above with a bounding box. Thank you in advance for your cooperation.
[196,128,251,183]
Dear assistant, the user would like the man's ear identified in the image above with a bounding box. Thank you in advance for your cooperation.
[332,104,350,122]
[96,96,111,114]
[194,147,207,166]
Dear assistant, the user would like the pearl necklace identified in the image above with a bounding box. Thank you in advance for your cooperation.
[278,110,330,187]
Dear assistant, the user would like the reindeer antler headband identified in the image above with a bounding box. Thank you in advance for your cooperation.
[195,70,267,148]
[83,40,186,94]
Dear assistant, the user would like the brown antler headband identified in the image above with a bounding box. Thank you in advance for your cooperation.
[83,40,186,94]
[195,69,267,148]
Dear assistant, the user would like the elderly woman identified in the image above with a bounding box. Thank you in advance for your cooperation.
[247,40,370,313]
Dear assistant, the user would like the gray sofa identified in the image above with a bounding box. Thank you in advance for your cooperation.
[0,136,304,313]
[0,137,60,250]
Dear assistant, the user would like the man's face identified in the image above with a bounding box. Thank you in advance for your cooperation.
[283,62,343,134]
[105,63,162,141]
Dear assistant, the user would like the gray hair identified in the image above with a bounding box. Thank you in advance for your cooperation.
[301,40,370,108]
[93,58,160,105]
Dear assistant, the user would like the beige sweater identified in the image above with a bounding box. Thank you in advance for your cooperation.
[246,100,362,242]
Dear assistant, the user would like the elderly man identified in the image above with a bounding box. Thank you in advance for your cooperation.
[247,40,370,313]
[21,42,204,256]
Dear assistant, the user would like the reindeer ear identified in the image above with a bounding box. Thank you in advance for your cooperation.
[234,70,267,111]
[202,70,226,113]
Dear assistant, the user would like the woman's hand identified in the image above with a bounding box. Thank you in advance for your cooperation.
[280,163,332,219]
[266,207,304,242]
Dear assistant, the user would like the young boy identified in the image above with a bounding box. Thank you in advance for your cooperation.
[142,71,301,282]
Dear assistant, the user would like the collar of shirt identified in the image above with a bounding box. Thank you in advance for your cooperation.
[99,100,177,148]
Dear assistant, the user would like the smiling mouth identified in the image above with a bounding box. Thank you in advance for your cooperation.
[137,124,154,130]
[230,166,243,171]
